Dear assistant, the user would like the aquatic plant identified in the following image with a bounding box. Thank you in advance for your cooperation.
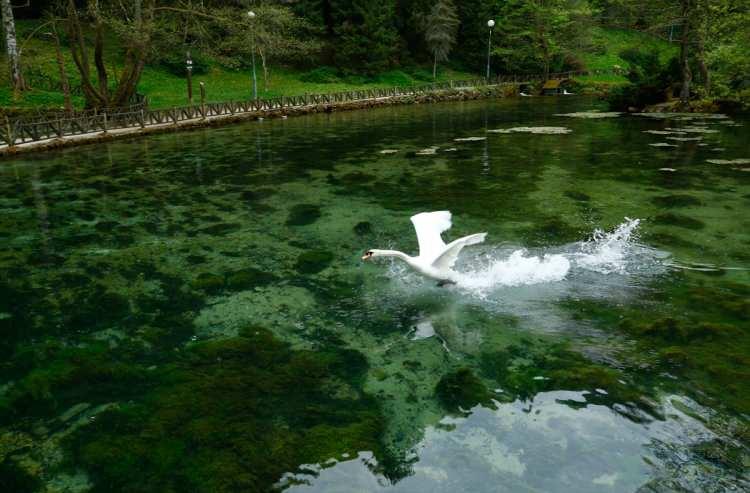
[286,204,322,226]
[64,327,384,493]
[435,368,494,414]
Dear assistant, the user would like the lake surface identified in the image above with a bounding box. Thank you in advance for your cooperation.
[0,97,748,493]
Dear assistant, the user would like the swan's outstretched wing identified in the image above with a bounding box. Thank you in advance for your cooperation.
[431,232,487,270]
[411,211,451,259]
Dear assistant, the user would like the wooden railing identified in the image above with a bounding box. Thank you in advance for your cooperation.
[0,69,624,148]
[1,78,490,147]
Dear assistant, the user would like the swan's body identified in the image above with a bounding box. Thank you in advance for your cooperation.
[520,91,531,97]
[362,211,487,283]
[562,89,575,95]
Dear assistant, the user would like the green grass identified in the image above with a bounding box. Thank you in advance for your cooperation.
[1,20,474,112]
[572,27,678,86]
[581,27,677,71]
[1,22,676,112]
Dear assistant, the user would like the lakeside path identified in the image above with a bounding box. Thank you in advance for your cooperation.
[0,83,517,158]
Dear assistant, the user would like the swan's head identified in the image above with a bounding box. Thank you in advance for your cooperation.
[362,250,375,261]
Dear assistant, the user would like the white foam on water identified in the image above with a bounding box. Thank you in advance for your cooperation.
[455,250,571,290]
[450,218,647,295]
[573,217,641,274]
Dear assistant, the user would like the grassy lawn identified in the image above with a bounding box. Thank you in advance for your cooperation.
[1,22,676,112]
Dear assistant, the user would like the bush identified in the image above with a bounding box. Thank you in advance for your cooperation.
[607,49,681,110]
[299,66,341,83]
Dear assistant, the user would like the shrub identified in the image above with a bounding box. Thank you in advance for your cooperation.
[299,66,341,83]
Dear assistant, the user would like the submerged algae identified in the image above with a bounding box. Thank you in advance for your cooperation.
[65,327,384,493]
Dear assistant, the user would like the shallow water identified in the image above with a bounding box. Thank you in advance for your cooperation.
[0,97,748,492]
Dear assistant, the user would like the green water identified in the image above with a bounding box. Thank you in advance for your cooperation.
[0,97,748,492]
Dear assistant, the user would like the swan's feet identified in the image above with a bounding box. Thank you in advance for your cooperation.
[437,280,456,288]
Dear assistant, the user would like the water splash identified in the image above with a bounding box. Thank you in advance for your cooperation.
[386,218,655,296]
[573,217,641,274]
[455,250,571,290]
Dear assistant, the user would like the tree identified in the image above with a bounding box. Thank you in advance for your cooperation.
[493,0,592,79]
[62,0,156,108]
[331,0,400,74]
[421,0,459,79]
[1,0,25,92]
[213,5,320,92]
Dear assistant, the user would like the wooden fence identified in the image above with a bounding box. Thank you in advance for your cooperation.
[0,69,623,148]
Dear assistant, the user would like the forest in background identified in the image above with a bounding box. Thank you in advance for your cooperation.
[1,0,749,111]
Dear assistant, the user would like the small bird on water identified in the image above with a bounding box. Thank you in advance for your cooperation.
[362,211,486,286]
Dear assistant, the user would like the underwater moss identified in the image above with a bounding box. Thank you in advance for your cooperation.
[294,250,334,274]
[523,217,579,246]
[0,342,148,426]
[197,222,242,236]
[64,327,384,493]
[354,221,373,236]
[190,273,225,294]
[0,458,40,493]
[564,190,591,202]
[225,268,277,291]
[653,213,705,230]
[286,204,322,226]
[651,194,702,208]
[435,368,494,413]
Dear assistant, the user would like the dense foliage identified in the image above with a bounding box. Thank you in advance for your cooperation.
[1,0,748,108]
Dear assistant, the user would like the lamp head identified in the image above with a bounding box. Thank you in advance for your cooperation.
[487,19,495,28]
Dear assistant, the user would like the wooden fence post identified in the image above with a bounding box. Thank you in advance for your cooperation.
[3,115,15,147]
[102,112,108,134]
[200,82,206,119]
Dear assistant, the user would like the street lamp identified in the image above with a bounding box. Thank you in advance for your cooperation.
[186,51,194,104]
[247,10,258,100]
[486,19,495,82]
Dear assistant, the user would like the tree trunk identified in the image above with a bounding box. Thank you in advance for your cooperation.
[679,0,693,103]
[65,0,153,109]
[433,51,437,80]
[50,27,73,113]
[1,0,24,92]
[259,47,268,92]
[696,28,710,94]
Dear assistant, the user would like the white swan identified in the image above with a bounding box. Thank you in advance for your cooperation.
[562,89,575,95]
[362,211,487,285]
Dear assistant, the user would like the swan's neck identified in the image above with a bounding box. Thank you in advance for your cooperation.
[372,249,412,263]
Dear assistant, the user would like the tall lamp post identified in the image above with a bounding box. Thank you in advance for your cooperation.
[247,10,258,100]
[486,19,495,82]
[186,51,194,105]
